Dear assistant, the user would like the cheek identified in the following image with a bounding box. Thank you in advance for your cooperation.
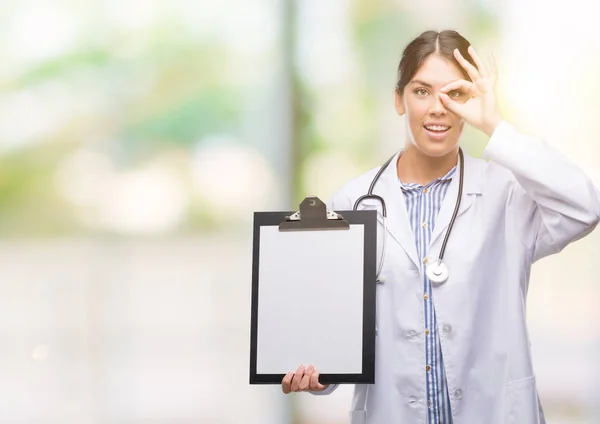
[405,101,428,125]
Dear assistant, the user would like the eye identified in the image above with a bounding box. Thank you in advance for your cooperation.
[414,88,429,97]
[448,90,462,99]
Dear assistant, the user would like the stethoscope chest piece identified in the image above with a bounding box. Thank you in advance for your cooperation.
[426,261,449,284]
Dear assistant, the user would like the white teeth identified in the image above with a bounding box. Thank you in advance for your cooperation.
[425,125,449,131]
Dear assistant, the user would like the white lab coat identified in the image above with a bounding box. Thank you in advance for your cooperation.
[317,121,600,424]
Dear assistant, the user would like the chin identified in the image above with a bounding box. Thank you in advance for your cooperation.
[414,141,459,158]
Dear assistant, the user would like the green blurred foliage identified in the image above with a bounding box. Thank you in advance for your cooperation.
[0,145,78,236]
[0,1,501,235]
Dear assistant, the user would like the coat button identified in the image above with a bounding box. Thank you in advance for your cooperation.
[454,389,463,399]
[442,324,452,333]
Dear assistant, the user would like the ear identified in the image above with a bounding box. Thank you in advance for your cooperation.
[394,89,405,116]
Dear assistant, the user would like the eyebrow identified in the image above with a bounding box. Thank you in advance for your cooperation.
[409,80,433,88]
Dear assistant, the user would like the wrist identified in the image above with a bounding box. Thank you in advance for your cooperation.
[483,116,502,137]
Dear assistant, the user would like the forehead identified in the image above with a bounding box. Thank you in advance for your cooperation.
[411,55,465,87]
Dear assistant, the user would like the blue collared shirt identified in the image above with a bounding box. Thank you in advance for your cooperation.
[399,165,456,424]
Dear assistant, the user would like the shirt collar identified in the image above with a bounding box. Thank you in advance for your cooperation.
[397,151,458,190]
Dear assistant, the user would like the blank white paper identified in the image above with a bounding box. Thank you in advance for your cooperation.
[257,225,365,374]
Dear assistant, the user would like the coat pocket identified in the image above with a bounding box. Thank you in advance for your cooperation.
[504,376,541,424]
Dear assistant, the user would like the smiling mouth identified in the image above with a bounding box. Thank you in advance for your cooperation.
[424,124,451,133]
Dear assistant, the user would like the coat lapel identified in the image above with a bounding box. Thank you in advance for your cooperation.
[370,152,421,270]
[429,152,484,251]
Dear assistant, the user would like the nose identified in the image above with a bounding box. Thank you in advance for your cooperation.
[429,93,447,116]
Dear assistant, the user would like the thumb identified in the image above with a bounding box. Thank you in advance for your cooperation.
[309,370,328,391]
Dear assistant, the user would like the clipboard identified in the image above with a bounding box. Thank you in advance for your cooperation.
[249,196,377,385]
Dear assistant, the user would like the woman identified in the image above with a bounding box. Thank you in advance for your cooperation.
[281,30,600,424]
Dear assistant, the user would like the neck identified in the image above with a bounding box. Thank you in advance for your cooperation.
[396,146,459,185]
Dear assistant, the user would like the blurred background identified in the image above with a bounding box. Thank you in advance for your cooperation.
[0,0,599,423]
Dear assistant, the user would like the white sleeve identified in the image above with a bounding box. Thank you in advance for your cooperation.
[482,121,600,262]
[326,187,352,211]
[309,383,340,396]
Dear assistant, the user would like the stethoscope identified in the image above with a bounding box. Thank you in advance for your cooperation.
[353,148,464,284]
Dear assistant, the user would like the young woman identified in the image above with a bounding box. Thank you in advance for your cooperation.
[281,30,600,424]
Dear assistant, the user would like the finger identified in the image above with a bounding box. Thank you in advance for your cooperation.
[299,374,311,391]
[290,365,305,392]
[454,48,480,82]
[467,45,488,78]
[309,369,328,391]
[439,79,472,94]
[282,372,294,394]
[299,364,314,391]
[440,80,474,104]
[439,92,463,116]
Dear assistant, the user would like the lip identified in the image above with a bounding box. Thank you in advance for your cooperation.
[424,122,451,128]
[423,124,451,140]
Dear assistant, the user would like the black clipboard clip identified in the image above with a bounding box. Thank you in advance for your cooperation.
[279,196,350,231]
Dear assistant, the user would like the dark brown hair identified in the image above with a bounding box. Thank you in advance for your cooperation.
[395,30,477,94]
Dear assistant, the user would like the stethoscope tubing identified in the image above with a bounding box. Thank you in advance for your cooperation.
[353,148,464,280]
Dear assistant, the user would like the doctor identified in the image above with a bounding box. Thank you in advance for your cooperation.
[281,29,600,423]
